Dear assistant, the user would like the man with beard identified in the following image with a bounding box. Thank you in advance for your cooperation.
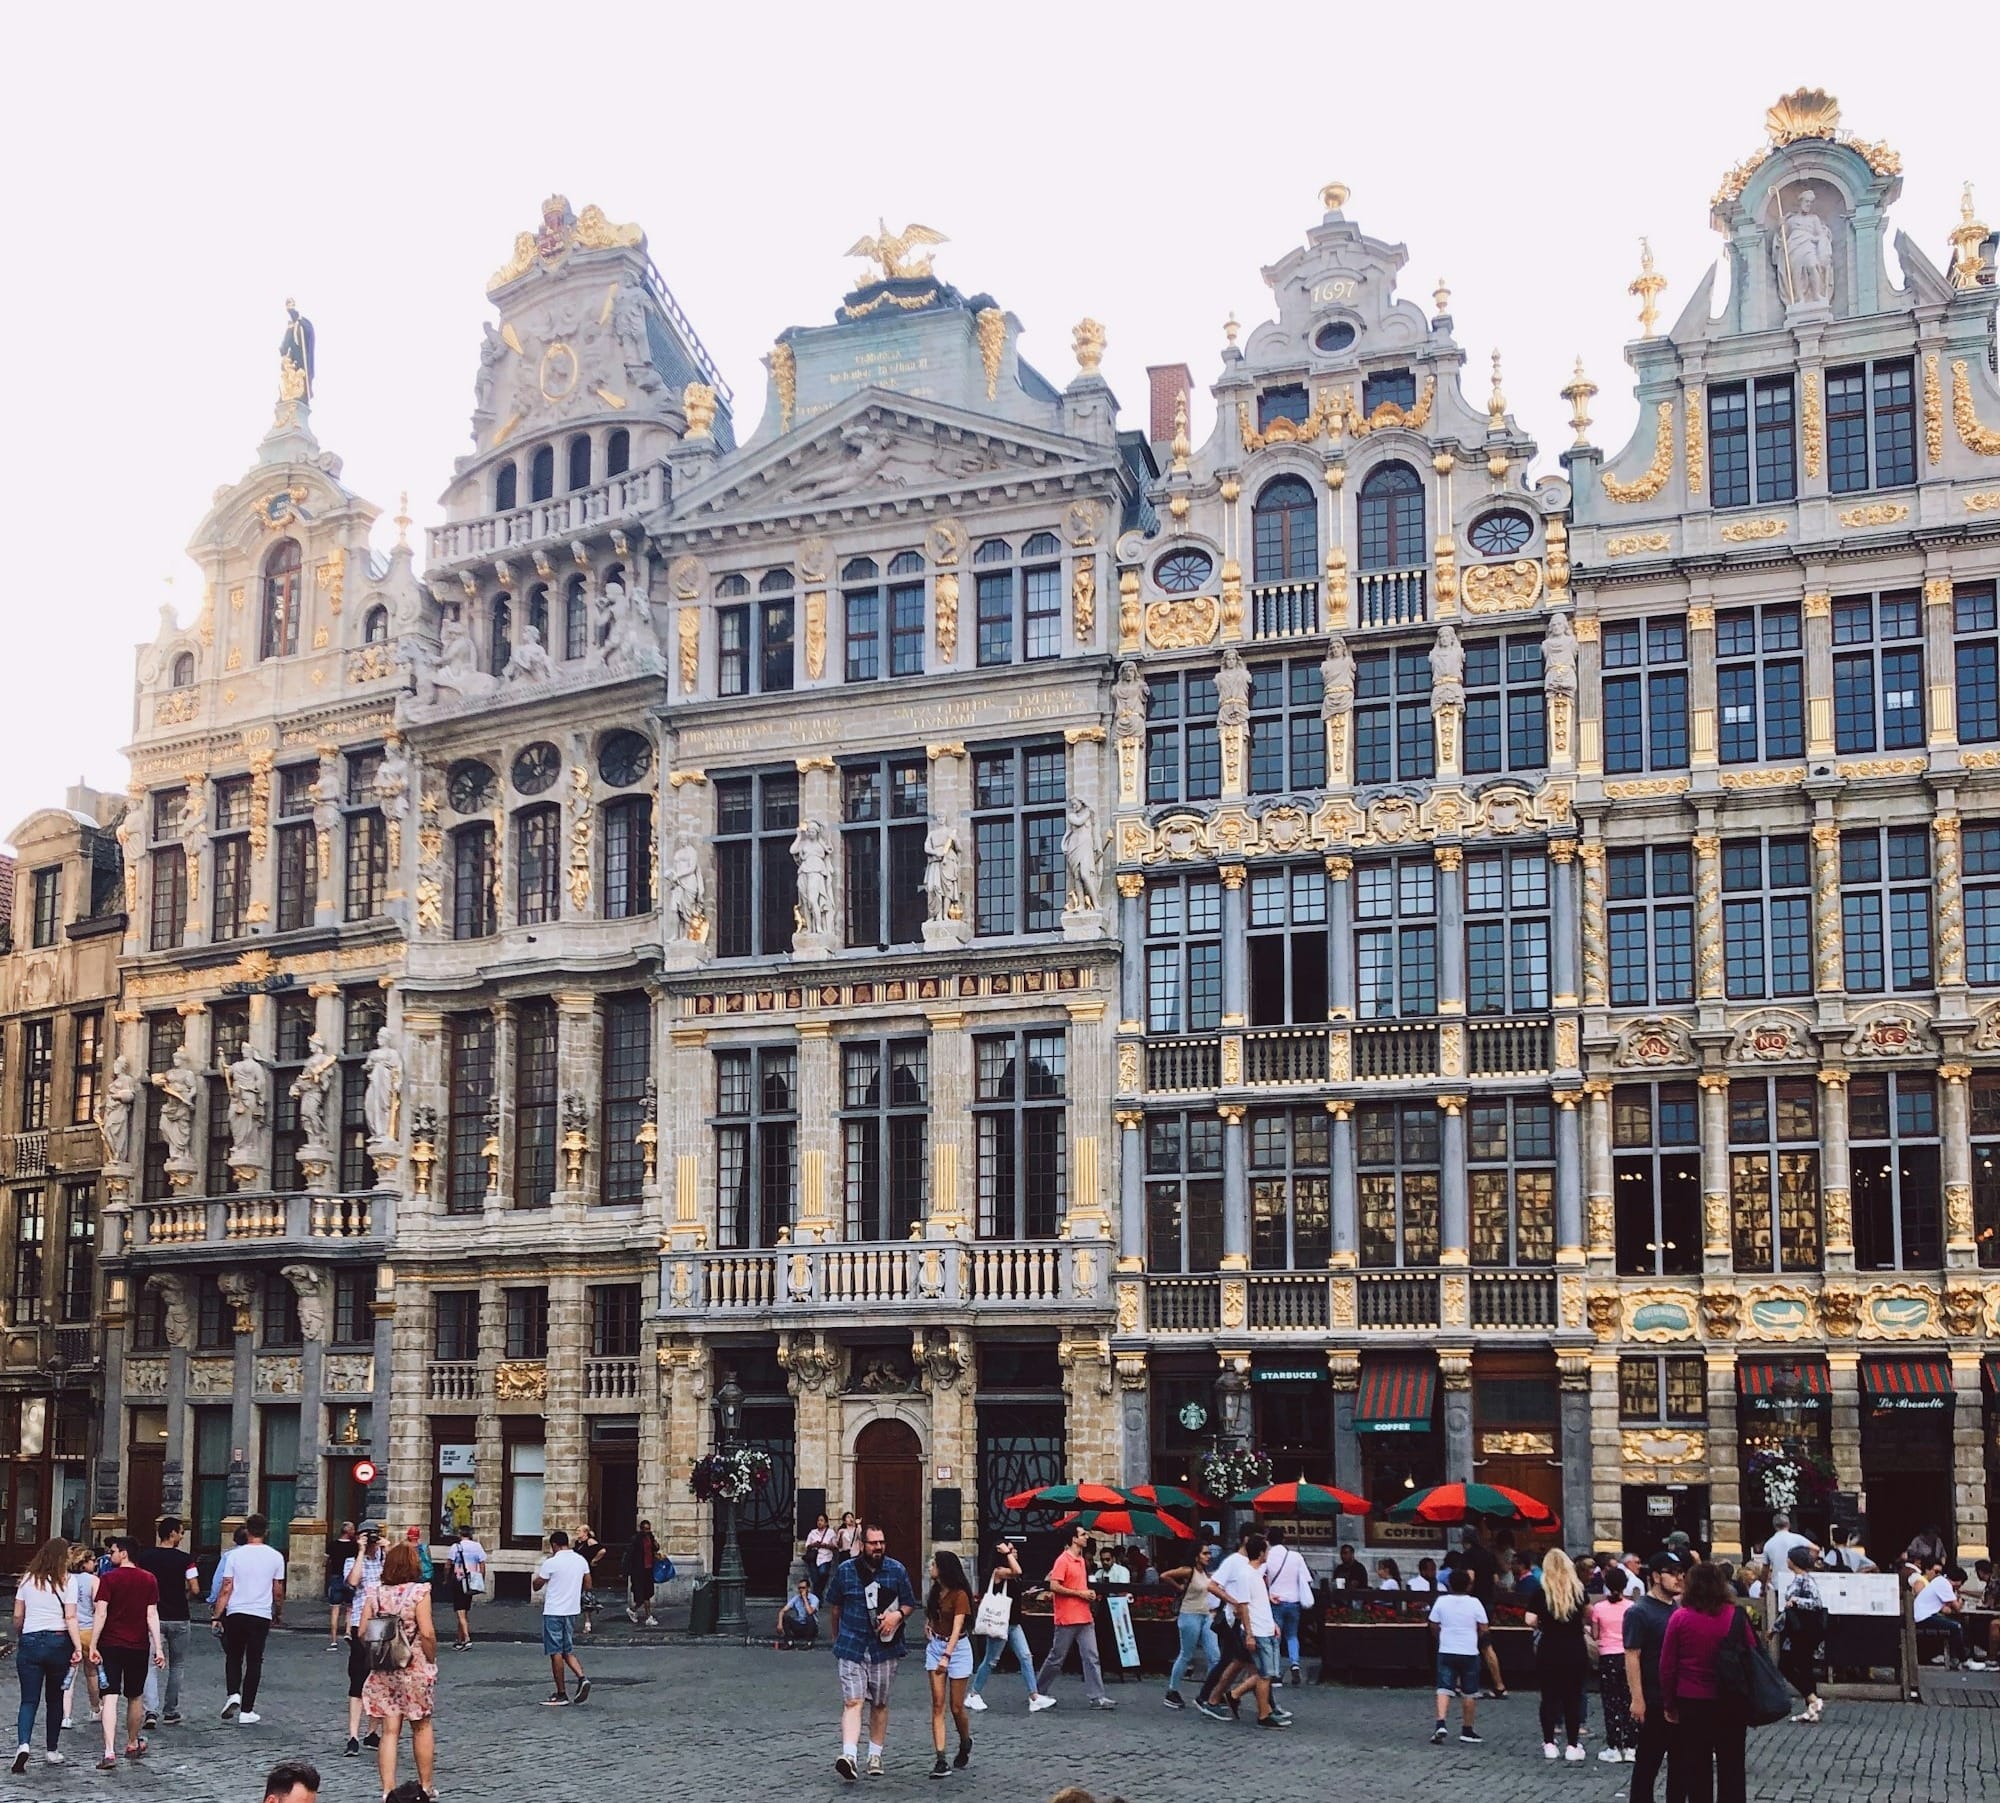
[825,1523,918,1781]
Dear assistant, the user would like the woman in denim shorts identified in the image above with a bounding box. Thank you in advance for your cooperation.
[923,1550,975,1779]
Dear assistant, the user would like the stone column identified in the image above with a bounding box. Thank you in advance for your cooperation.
[1326,855,1355,1018]
[795,1020,836,1241]
[1440,1354,1473,1484]
[1694,831,1723,1007]
[1329,1357,1364,1505]
[1588,1355,1624,1553]
[1584,1079,1615,1266]
[1811,820,1842,996]
[1820,1069,1854,1270]
[1940,1062,1976,1265]
[1554,1087,1584,1262]
[1064,993,1111,1241]
[553,992,600,1216]
[1580,841,1607,1008]
[1803,591,1835,762]
[399,1006,446,1225]
[1439,1095,1468,1263]
[1704,1352,1742,1559]
[1927,577,1961,755]
[472,1282,506,1553]
[314,746,342,927]
[1825,1350,1863,1497]
[1435,846,1465,1083]
[1116,874,1145,1026]
[1219,864,1247,1025]
[664,1027,710,1255]
[1699,1074,1731,1271]
[1951,1352,1990,1562]
[227,1291,256,1522]
[926,1011,970,1240]
[657,1344,709,1575]
[382,1266,431,1534]
[1219,1104,1248,1266]
[543,1272,587,1531]
[1559,1354,1596,1553]
[1550,840,1579,1007]
[1328,1100,1357,1267]
[1114,1110,1144,1266]
[1686,600,1717,773]
[1117,1360,1150,1488]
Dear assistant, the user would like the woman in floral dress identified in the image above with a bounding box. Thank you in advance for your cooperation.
[358,1541,438,1801]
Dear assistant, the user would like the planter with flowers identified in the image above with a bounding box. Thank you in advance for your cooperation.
[688,1447,773,1504]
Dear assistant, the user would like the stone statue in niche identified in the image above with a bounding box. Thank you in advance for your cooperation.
[791,820,836,938]
[421,615,493,707]
[363,1028,403,1144]
[374,738,410,821]
[1111,660,1145,744]
[1321,636,1355,717]
[290,1034,340,1153]
[667,834,705,941]
[154,1046,203,1168]
[100,1055,140,1169]
[1429,623,1465,710]
[223,1044,272,1172]
[281,1264,327,1343]
[922,824,962,924]
[503,623,556,683]
[1772,186,1835,306]
[1214,647,1251,729]
[474,322,507,416]
[597,582,660,673]
[1542,611,1578,697]
[1063,798,1104,914]
[146,1273,193,1350]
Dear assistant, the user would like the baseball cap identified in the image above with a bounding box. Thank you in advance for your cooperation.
[1647,1549,1688,1573]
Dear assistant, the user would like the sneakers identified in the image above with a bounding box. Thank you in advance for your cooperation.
[161,1713,183,1727]
[9,1750,27,1777]
[542,1694,570,1707]
[44,1752,66,1766]
[1163,1690,1185,1710]
[220,1695,241,1721]
[1460,1730,1483,1744]
[1028,1695,1056,1713]
[930,1753,950,1780]
[237,1713,261,1726]
[1256,1713,1289,1729]
[836,1755,860,1782]
[1544,1742,1561,1760]
[1564,1745,1586,1763]
[1623,1748,1638,1761]
[143,1713,158,1731]
[1089,1696,1116,1710]
[1194,1701,1229,1722]
[327,1640,343,1651]
[953,1742,970,1770]
[1431,1724,1448,1745]
[1290,1664,1303,1686]
[362,1730,382,1750]
[964,1694,988,1713]
[576,1677,592,1706]
[1599,1748,1626,1763]
[345,1737,361,1758]
[867,1752,884,1777]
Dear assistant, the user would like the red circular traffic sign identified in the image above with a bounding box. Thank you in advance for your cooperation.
[353,1461,378,1485]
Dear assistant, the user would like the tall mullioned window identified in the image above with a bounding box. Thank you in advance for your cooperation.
[452,823,497,940]
[1357,1101,1441,1267]
[211,777,252,942]
[1465,850,1550,1015]
[716,571,795,696]
[1145,669,1221,805]
[1710,376,1796,508]
[1354,645,1433,784]
[1249,1107,1330,1271]
[513,805,560,926]
[1468,1097,1556,1266]
[1730,1076,1820,1274]
[513,998,557,1210]
[29,867,60,948]
[1601,617,1688,773]
[1252,476,1319,581]
[446,1012,496,1216]
[275,764,317,932]
[1463,634,1546,774]
[1840,826,1931,993]
[975,1030,1066,1240]
[842,555,925,682]
[1721,837,1812,1000]
[1248,867,1330,1026]
[1849,1072,1941,1271]
[1145,1110,1223,1273]
[1248,658,1327,792]
[260,539,303,660]
[1607,845,1695,1007]
[1355,857,1437,1020]
[1355,463,1423,571]
[974,534,1063,666]
[841,1039,928,1242]
[344,748,387,922]
[600,993,651,1206]
[841,755,927,950]
[1146,876,1223,1035]
[972,745,1065,937]
[271,993,314,1193]
[1833,592,1923,754]
[714,772,799,958]
[1965,822,2000,985]
[1954,584,2000,745]
[1826,358,1917,494]
[1716,603,1804,764]
[19,1019,53,1133]
[601,797,653,920]
[715,1047,796,1248]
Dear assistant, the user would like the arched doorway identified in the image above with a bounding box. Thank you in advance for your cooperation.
[853,1418,925,1569]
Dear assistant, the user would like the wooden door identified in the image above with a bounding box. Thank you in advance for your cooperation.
[126,1450,164,1544]
[590,1451,639,1551]
[853,1419,924,1571]
[1471,1355,1563,1548]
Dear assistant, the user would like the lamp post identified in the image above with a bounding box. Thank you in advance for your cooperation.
[713,1367,748,1637]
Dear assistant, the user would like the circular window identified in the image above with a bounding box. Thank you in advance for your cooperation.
[511,741,562,796]
[1154,549,1215,594]
[1313,321,1357,354]
[446,758,497,813]
[1468,510,1535,558]
[598,729,653,788]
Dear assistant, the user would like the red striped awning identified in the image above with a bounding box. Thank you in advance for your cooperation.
[1354,1356,1436,1434]
[1861,1357,1953,1400]
[1737,1358,1830,1397]
[1985,1355,2000,1394]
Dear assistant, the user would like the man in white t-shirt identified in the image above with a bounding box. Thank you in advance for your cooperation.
[448,1529,488,1651]
[214,1514,286,1726]
[1261,1528,1316,1688]
[531,1529,594,1705]
[1758,1513,1816,1607]
[1912,1560,1986,1668]
[1195,1538,1255,1719]
[1428,1567,1491,1744]
[1222,1535,1288,1729]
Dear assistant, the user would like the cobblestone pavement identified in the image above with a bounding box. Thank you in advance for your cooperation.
[21,1627,1993,1803]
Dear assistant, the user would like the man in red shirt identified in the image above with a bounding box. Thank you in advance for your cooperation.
[89,1537,165,1770]
[1032,1524,1113,1708]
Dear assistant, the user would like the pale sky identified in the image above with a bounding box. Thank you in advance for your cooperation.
[2,0,1989,846]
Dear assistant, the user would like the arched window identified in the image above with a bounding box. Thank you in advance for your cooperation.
[170,652,195,687]
[1357,462,1426,571]
[527,584,549,644]
[602,795,655,919]
[515,804,562,925]
[567,435,592,492]
[362,606,389,644]
[529,445,555,502]
[490,596,513,673]
[605,428,630,477]
[563,576,588,660]
[451,822,497,940]
[260,538,303,660]
[494,462,518,512]
[1251,477,1317,583]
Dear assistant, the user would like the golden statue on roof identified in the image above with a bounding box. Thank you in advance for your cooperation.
[487,196,645,293]
[845,220,949,285]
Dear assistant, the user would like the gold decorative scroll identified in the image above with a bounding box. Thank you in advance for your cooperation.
[1925,352,1944,463]
[1684,388,1704,494]
[1606,533,1670,557]
[677,606,699,693]
[1461,559,1544,613]
[1954,360,2000,454]
[1144,595,1220,650]
[1719,517,1788,542]
[770,341,796,432]
[1838,503,1909,527]
[1602,401,1673,502]
[1802,371,1823,479]
[804,591,827,679]
[976,307,1006,400]
[934,571,960,661]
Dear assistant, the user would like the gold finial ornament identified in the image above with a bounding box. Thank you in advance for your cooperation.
[394,491,411,550]
[683,383,717,440]
[1951,183,1991,290]
[1171,390,1191,473]
[1432,277,1451,316]
[1561,357,1598,450]
[844,219,948,285]
[1073,318,1106,375]
[1223,312,1240,347]
[1765,87,1842,146]
[487,196,644,292]
[1487,350,1507,431]
[1630,239,1667,338]
[1321,181,1350,212]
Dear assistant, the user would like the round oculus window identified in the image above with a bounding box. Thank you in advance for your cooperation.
[598,729,653,788]
[1313,321,1358,353]
[510,741,562,796]
[1154,549,1215,594]
[445,758,497,814]
[1468,510,1534,557]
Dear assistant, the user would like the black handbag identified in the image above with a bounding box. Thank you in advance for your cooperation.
[1714,1607,1793,1727]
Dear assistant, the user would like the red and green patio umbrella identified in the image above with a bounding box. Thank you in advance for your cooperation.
[1385,1482,1558,1529]
[1229,1480,1371,1517]
[1052,1507,1196,1541]
[1002,1481,1130,1511]
[1124,1482,1217,1512]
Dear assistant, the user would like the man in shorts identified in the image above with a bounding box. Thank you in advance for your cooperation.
[531,1530,592,1706]
[89,1536,165,1770]
[824,1522,917,1781]
[1428,1566,1489,1744]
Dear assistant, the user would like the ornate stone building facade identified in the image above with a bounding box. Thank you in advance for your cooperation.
[74,92,2000,1584]
[0,789,123,1556]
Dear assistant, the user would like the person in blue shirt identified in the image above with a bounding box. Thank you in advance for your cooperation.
[777,1578,820,1646]
[208,1527,250,1613]
[824,1523,918,1782]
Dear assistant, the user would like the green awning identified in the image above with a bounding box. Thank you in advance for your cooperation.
[1353,1356,1435,1434]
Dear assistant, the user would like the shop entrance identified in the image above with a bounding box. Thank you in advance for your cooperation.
[1861,1357,1956,1559]
[853,1418,924,1571]
[1472,1352,1562,1550]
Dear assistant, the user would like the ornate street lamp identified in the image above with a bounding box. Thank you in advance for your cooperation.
[712,1367,748,1637]
[1768,1361,1806,1457]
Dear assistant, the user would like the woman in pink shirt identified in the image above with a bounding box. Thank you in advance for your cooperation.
[1660,1560,1749,1803]
[1584,1565,1636,1762]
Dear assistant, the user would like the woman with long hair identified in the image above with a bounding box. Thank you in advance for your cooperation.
[1585,1562,1637,1761]
[1160,1541,1221,1709]
[1778,1546,1826,1725]
[340,1524,387,1760]
[1374,1558,1403,1590]
[358,1540,439,1802]
[60,1543,100,1732]
[1530,1548,1590,1761]
[1661,1558,1750,1803]
[806,1511,837,1601]
[924,1549,975,1779]
[966,1541,1055,1714]
[11,1537,82,1774]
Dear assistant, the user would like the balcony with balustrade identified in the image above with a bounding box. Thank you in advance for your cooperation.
[424,462,670,569]
[1250,580,1321,641]
[659,1237,1104,1329]
[1355,566,1428,628]
[1136,1267,1560,1338]
[118,1192,389,1259]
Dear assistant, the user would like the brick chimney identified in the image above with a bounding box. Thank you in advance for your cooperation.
[1146,364,1194,445]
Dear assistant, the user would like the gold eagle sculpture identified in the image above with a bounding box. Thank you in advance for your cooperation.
[845,220,949,285]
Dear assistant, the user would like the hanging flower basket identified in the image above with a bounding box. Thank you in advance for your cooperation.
[1746,1447,1836,1513]
[689,1448,773,1504]
[1198,1447,1273,1500]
